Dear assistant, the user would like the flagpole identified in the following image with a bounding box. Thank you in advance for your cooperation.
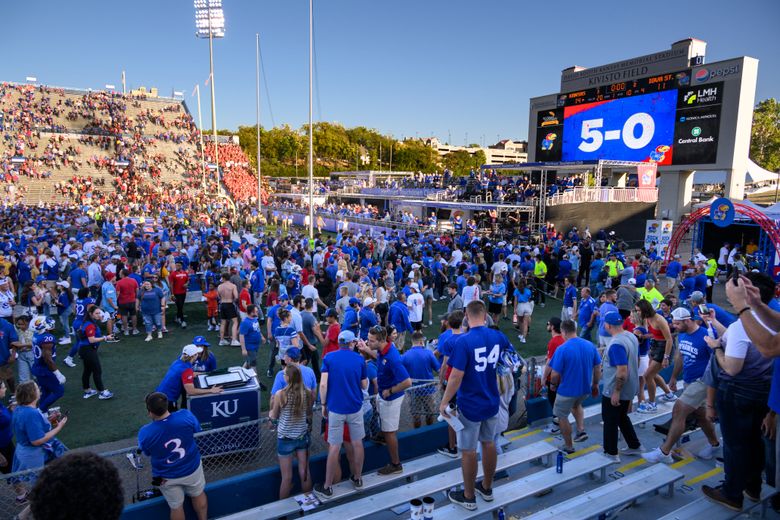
[308,0,314,240]
[255,33,262,218]
[196,85,206,191]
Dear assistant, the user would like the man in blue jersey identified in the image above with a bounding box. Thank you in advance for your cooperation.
[577,287,598,342]
[157,345,223,412]
[642,307,720,464]
[596,289,619,350]
[440,300,511,511]
[138,392,209,520]
[549,320,601,454]
[364,325,412,475]
[30,316,65,412]
[313,330,368,501]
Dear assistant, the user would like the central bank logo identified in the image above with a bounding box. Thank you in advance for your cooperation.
[691,127,702,137]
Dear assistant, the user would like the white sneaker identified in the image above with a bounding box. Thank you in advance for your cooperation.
[98,390,114,400]
[697,443,721,460]
[636,402,658,414]
[132,329,140,336]
[230,339,241,347]
[145,334,153,342]
[58,337,71,345]
[428,320,433,326]
[605,453,621,464]
[157,331,163,339]
[641,447,673,464]
[219,339,229,346]
[207,325,215,331]
[181,321,187,328]
[660,392,678,402]
[63,356,76,368]
[123,330,129,336]
[83,389,98,399]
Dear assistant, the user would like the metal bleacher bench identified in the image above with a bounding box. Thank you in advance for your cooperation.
[220,441,554,520]
[218,449,462,520]
[434,452,614,519]
[301,440,556,520]
[657,483,775,520]
[523,464,684,520]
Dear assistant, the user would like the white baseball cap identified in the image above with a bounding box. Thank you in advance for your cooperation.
[363,297,376,307]
[182,344,204,357]
[671,308,692,320]
[410,282,419,291]
[627,278,636,285]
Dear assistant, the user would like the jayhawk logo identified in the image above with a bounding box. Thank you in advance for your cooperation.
[541,133,557,151]
[712,203,731,222]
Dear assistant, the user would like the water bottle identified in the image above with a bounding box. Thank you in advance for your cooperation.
[497,508,506,520]
[556,451,564,473]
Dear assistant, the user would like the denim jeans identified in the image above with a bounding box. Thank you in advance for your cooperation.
[59,308,72,335]
[716,382,769,502]
[17,351,34,383]
[579,324,594,343]
[142,312,162,333]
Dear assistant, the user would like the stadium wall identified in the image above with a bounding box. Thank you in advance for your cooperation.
[122,423,447,519]
[546,202,657,244]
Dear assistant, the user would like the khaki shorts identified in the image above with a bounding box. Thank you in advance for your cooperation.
[553,393,588,419]
[327,410,364,445]
[379,394,404,432]
[678,379,707,409]
[159,462,206,510]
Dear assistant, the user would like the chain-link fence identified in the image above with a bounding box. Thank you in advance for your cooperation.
[0,381,451,518]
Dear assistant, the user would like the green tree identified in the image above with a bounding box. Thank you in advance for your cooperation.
[751,98,780,172]
[393,140,438,172]
[442,149,486,176]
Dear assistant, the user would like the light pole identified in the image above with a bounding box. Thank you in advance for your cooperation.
[308,0,314,240]
[194,0,224,194]
[255,33,262,216]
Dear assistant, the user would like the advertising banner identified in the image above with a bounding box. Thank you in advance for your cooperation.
[645,220,674,257]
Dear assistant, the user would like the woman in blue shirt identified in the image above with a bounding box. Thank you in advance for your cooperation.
[11,381,68,496]
[513,277,534,344]
[487,273,507,324]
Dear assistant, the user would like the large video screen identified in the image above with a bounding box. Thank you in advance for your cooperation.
[562,90,677,164]
[535,72,724,166]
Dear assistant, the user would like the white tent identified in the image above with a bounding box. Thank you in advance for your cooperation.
[693,159,778,185]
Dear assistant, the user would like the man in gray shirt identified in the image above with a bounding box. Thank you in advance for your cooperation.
[335,286,351,323]
[601,311,641,462]
[87,255,104,299]
[446,283,464,316]
[301,298,325,381]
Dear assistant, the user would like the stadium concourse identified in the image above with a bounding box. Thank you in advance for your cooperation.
[0,85,778,518]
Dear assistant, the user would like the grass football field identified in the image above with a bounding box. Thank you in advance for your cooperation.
[53,296,562,449]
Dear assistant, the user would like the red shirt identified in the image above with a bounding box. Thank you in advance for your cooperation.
[238,288,252,313]
[323,323,341,357]
[168,270,189,295]
[301,268,312,286]
[115,276,139,305]
[546,335,565,362]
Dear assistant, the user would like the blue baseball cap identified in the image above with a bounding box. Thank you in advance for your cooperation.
[192,336,210,347]
[286,347,302,360]
[324,308,337,318]
[603,311,624,326]
[338,330,356,345]
[279,293,290,301]
[349,297,360,306]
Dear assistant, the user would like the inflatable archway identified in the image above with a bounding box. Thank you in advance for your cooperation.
[664,200,780,265]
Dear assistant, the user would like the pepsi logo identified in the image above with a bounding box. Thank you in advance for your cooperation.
[694,69,710,82]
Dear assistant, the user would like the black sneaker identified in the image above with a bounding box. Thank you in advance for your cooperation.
[437,444,458,458]
[350,475,363,489]
[573,430,589,443]
[475,481,493,502]
[448,489,476,511]
[313,483,333,501]
[377,462,403,476]
[702,485,742,512]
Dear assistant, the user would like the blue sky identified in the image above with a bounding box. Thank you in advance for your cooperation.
[3,0,779,145]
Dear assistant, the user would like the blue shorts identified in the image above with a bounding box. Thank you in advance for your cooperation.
[277,434,310,456]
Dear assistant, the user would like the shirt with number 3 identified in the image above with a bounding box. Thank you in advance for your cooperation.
[138,410,202,479]
[448,325,510,422]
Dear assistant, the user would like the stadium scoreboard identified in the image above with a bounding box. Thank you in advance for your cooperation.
[528,39,758,173]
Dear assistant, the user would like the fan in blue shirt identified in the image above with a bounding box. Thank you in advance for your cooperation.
[549,336,602,397]
[138,395,202,481]
[443,322,512,423]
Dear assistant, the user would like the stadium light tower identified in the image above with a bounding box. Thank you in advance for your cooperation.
[194,0,224,194]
